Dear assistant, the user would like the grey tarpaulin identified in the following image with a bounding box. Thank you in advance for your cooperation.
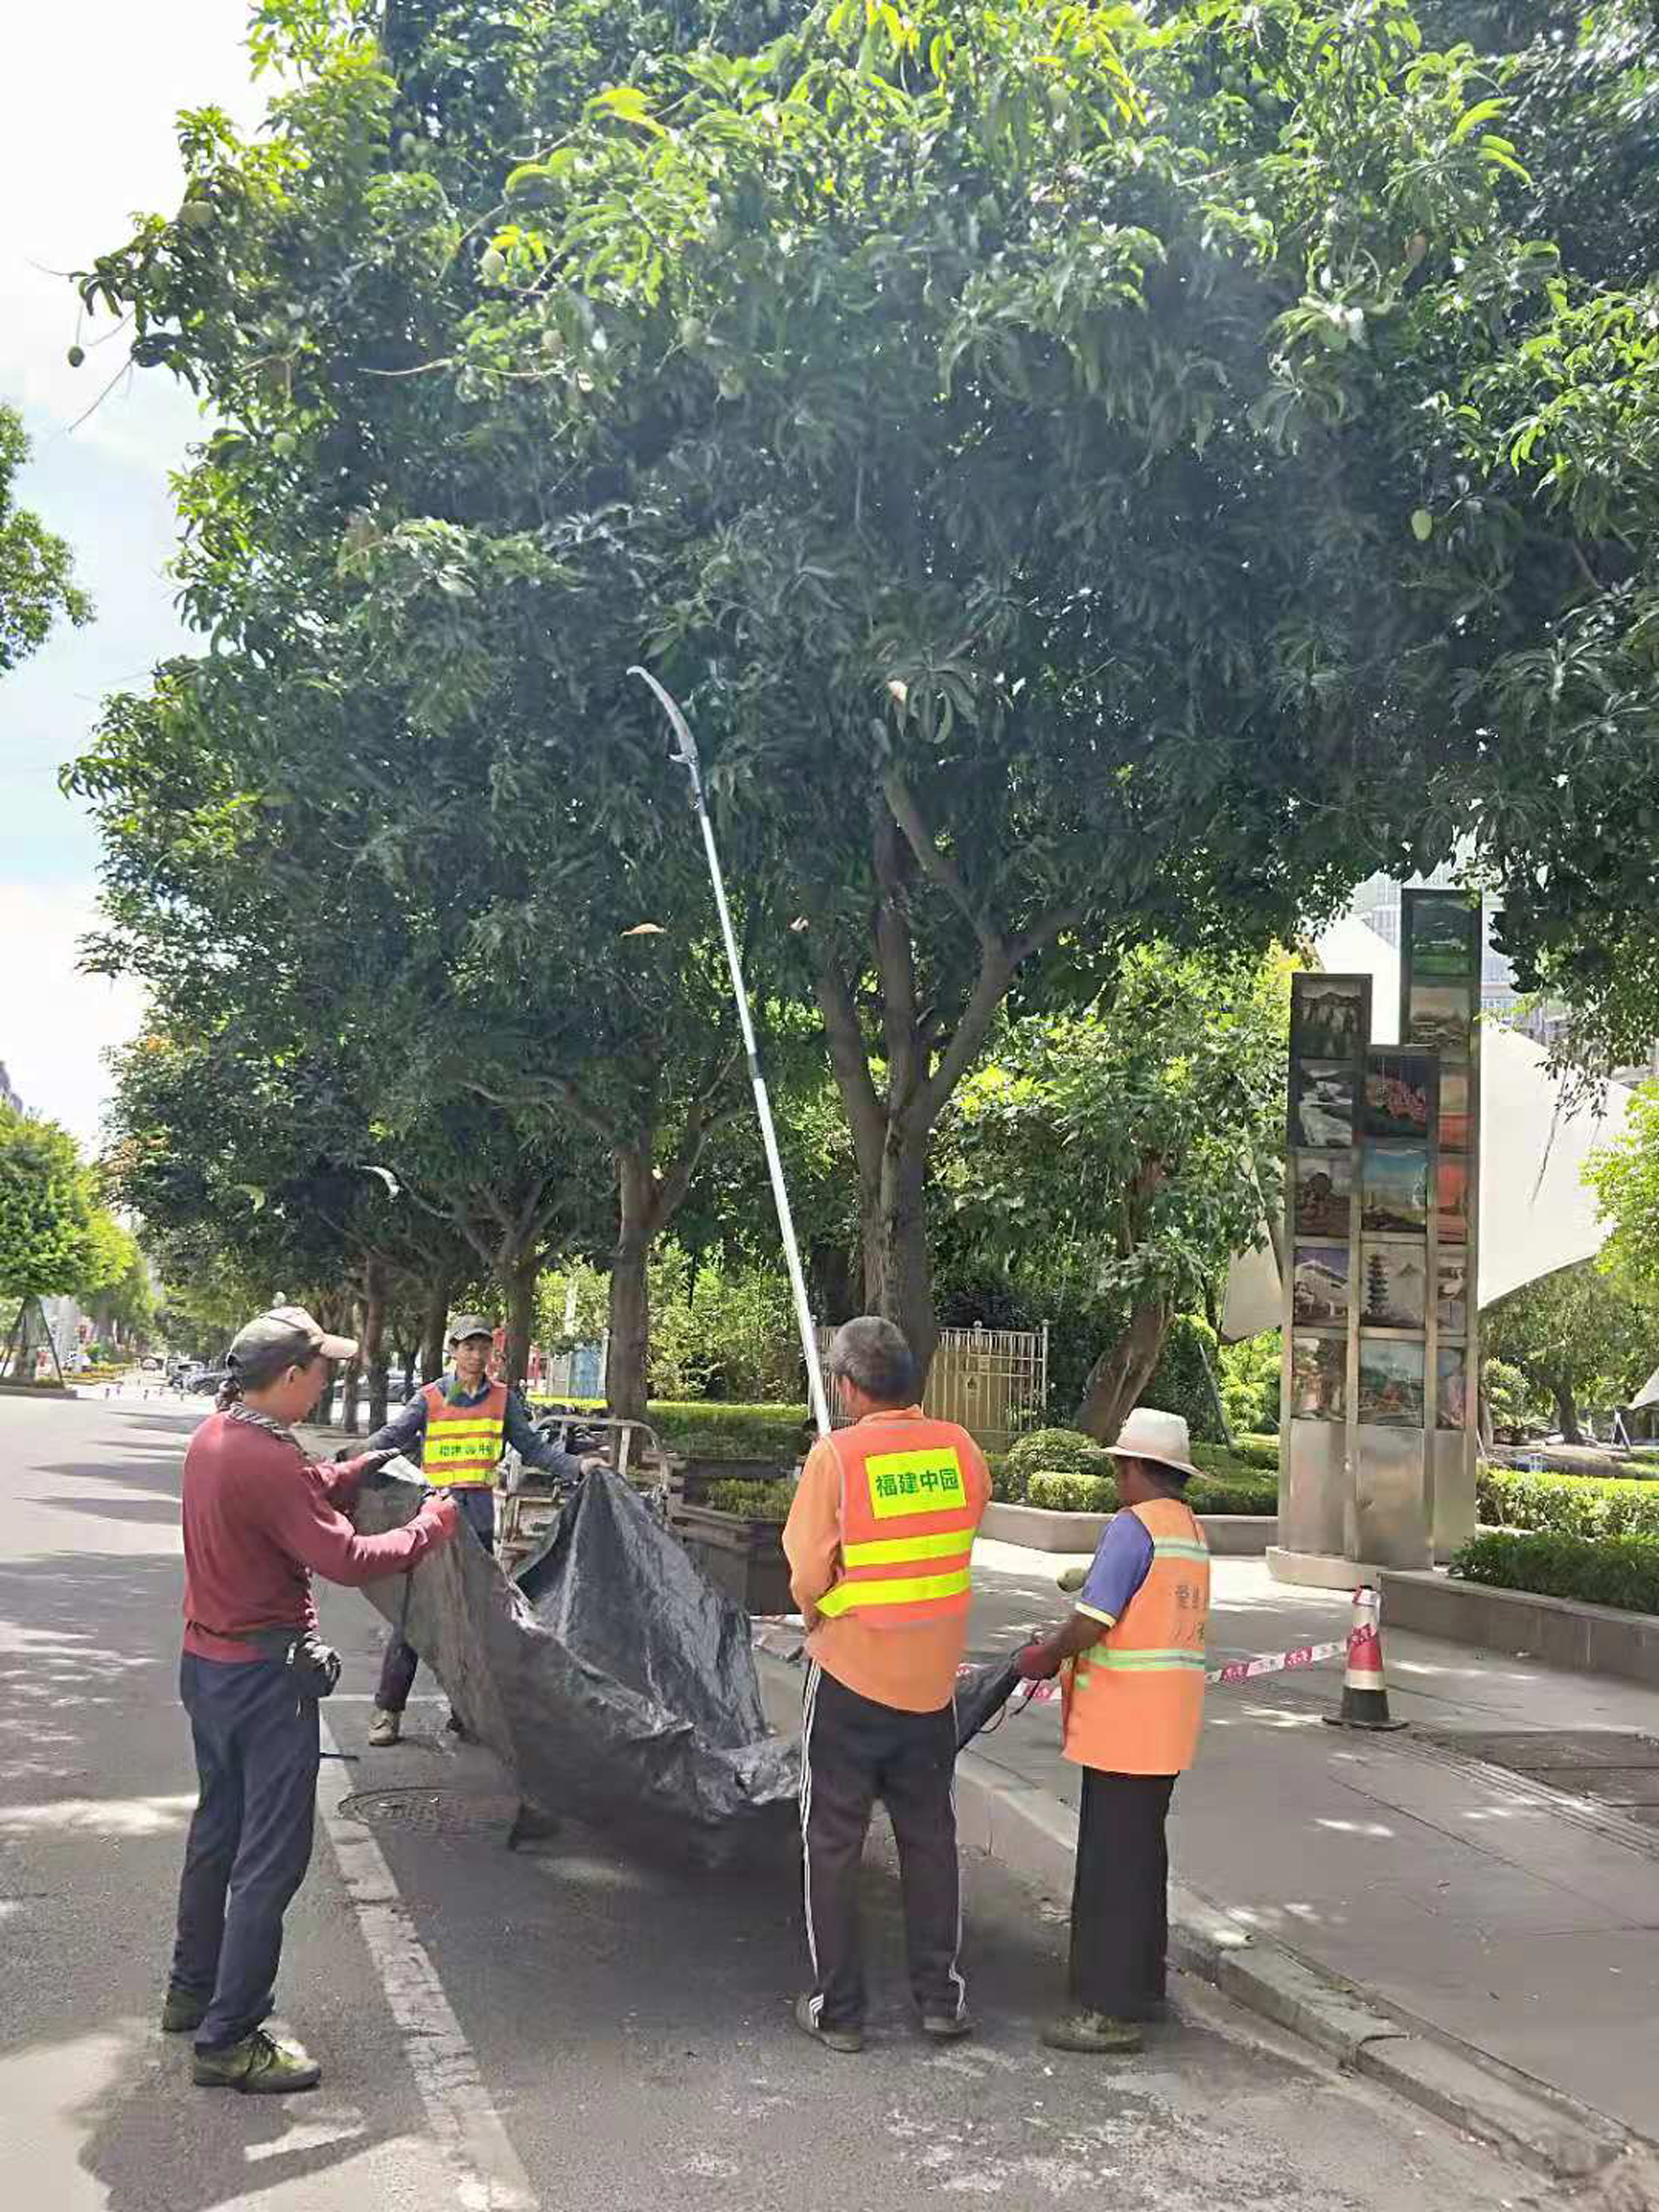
[355,1465,800,1861]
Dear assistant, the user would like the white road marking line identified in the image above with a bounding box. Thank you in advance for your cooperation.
[316,1716,538,2211]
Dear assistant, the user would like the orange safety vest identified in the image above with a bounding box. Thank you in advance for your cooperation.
[1062,1498,1210,1776]
[814,1416,982,1627]
[418,1379,508,1488]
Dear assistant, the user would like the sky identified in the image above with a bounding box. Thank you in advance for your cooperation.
[1,6,266,1148]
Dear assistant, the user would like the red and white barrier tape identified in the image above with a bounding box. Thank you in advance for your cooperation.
[755,1621,1352,1699]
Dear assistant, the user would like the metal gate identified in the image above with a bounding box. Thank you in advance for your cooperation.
[814,1321,1048,1453]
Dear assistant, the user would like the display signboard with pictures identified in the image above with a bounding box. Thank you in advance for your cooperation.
[1437,1347,1469,1432]
[1360,1242,1428,1330]
[1361,1142,1429,1234]
[1359,1338,1426,1426]
[1291,1064,1357,1150]
[1364,1052,1434,1142]
[1291,975,1370,1064]
[1405,892,1479,981]
[1436,1158,1470,1243]
[1437,1252,1469,1338]
[1294,1152,1354,1239]
[1294,1245,1350,1325]
[1438,1069,1471,1153]
[1407,983,1472,1060]
[1291,1333,1346,1422]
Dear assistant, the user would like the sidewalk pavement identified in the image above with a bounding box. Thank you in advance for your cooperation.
[955,1541,1659,2160]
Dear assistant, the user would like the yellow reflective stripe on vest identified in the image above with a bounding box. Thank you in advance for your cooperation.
[1151,1540,1210,1561]
[427,1420,504,1438]
[841,1529,976,1569]
[816,1566,973,1616]
[1076,1648,1207,1677]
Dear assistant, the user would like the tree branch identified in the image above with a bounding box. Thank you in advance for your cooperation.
[882,768,1001,955]
[807,935,885,1181]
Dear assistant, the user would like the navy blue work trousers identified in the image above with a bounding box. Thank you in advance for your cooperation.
[374,1483,495,1712]
[171,1651,321,2052]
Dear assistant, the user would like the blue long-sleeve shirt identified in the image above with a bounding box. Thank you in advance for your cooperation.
[363,1375,587,1484]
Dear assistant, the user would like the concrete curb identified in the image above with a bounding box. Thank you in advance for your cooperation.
[980,1501,1275,1556]
[950,1740,1647,2193]
[1382,1567,1659,1691]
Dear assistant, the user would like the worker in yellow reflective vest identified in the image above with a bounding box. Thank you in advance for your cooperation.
[1016,1407,1211,2056]
[782,1316,989,2054]
[364,1316,604,1746]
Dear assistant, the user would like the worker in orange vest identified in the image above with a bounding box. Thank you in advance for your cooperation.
[363,1316,605,1745]
[1016,1407,1211,2056]
[783,1316,990,2054]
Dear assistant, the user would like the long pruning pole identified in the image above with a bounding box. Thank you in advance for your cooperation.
[632,667,833,1439]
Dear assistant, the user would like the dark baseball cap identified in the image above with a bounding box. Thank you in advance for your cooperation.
[447,1314,494,1345]
[228,1304,358,1369]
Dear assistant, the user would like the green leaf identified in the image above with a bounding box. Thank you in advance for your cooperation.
[1410,509,1433,542]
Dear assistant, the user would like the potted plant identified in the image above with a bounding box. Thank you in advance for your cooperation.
[673,1477,796,1615]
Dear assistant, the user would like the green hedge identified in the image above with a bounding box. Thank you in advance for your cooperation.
[1452,1530,1659,1615]
[529,1396,808,1462]
[698,1478,797,1521]
[1024,1465,1277,1517]
[1006,1427,1112,1479]
[1477,1465,1659,1541]
[1231,1434,1281,1472]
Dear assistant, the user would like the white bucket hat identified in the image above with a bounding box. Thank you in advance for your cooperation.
[1102,1407,1200,1482]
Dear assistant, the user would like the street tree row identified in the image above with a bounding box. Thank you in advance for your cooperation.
[63,0,1659,1417]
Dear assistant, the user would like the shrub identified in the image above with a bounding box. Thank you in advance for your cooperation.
[1187,1467,1278,1515]
[698,1478,797,1522]
[529,1396,808,1462]
[1477,1465,1659,1541]
[1006,1427,1111,1479]
[1232,1433,1281,1471]
[1219,1328,1281,1436]
[1026,1470,1116,1513]
[986,1453,1026,1504]
[1451,1530,1659,1615]
[1022,1464,1277,1517]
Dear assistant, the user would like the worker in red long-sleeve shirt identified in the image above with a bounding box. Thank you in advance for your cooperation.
[164,1305,459,2096]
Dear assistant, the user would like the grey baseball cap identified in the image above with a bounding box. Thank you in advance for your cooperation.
[447,1314,494,1345]
[228,1304,358,1369]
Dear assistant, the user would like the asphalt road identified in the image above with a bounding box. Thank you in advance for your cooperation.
[1,1392,1556,2211]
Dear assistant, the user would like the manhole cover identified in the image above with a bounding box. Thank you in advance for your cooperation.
[1422,1729,1659,1814]
[336,1787,521,1837]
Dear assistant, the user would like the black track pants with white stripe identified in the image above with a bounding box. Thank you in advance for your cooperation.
[800,1663,964,2033]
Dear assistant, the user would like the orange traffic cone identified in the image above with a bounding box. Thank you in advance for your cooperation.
[1324,1585,1406,1732]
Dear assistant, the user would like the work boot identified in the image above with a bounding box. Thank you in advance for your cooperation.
[368,1707,401,1747]
[793,1993,863,2054]
[920,2009,975,2042]
[193,2028,322,2093]
[1041,2010,1143,2056]
[160,1987,207,2035]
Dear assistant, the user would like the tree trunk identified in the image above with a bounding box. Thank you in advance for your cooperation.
[1552,1380,1581,1445]
[360,1258,388,1434]
[1074,1298,1173,1442]
[401,1340,418,1395]
[608,1148,655,1423]
[420,1276,450,1382]
[859,1128,938,1379]
[504,1251,537,1393]
[339,1354,361,1437]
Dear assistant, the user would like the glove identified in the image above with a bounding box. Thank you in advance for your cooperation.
[1015,1640,1062,1681]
